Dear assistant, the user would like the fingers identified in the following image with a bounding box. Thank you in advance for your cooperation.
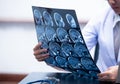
[98,72,110,81]
[33,42,49,61]
[98,65,119,81]
[35,53,49,61]
[33,48,47,56]
[33,42,42,51]
[98,72,109,78]
[98,71,115,81]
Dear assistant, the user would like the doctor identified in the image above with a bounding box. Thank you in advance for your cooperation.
[33,0,120,81]
[82,0,120,81]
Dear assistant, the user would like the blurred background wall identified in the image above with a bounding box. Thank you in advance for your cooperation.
[0,0,108,74]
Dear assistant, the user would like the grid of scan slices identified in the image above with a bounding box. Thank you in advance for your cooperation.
[32,6,100,79]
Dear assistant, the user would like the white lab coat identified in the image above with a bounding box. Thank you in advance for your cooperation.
[82,6,120,72]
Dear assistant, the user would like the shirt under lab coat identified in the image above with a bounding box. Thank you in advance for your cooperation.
[82,6,120,72]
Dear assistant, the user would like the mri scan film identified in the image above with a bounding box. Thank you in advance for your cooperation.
[32,6,100,79]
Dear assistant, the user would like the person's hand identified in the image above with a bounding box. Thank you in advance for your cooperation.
[98,65,119,82]
[33,42,49,61]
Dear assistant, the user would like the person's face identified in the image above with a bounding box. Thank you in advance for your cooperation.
[108,0,120,14]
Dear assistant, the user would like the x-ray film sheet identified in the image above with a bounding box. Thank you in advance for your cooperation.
[32,6,100,79]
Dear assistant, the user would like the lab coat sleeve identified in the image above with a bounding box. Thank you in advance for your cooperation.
[82,16,100,51]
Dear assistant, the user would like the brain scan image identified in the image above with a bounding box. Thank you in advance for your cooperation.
[41,39,49,49]
[66,14,77,28]
[36,25,45,41]
[36,25,45,34]
[74,42,90,57]
[45,56,56,65]
[69,29,83,43]
[49,42,61,56]
[54,12,65,27]
[45,27,56,41]
[56,28,70,42]
[61,43,73,57]
[55,56,67,67]
[68,57,82,69]
[36,26,48,49]
[81,57,98,71]
[43,11,53,26]
[33,9,44,25]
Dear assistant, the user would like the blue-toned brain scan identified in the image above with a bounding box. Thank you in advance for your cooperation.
[36,25,45,42]
[81,57,99,71]
[66,14,77,28]
[32,6,100,80]
[45,56,56,65]
[68,57,82,69]
[45,27,56,41]
[61,43,73,57]
[41,39,49,49]
[56,28,70,42]
[43,11,54,26]
[55,56,67,67]
[54,12,65,27]
[74,42,90,57]
[33,9,44,25]
[49,42,61,56]
[69,29,83,43]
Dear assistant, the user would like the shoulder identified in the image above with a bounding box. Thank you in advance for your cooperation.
[85,6,113,27]
[82,6,112,34]
[93,6,112,22]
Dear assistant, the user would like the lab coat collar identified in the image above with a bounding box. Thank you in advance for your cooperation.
[113,13,120,64]
[113,13,120,28]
